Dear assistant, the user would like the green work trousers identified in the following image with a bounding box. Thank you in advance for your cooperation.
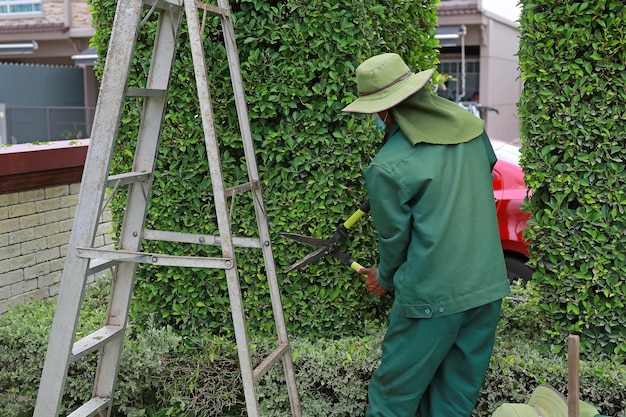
[366,299,502,417]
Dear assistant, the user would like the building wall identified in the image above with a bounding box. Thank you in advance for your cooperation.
[0,184,113,314]
[437,3,523,143]
[0,140,113,314]
[2,0,90,26]
[479,14,522,142]
[0,0,94,66]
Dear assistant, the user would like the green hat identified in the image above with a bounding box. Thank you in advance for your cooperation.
[492,385,603,417]
[342,53,435,114]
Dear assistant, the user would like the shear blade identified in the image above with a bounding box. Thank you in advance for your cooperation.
[279,232,328,248]
[282,246,330,273]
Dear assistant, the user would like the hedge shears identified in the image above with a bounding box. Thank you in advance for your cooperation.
[280,200,370,273]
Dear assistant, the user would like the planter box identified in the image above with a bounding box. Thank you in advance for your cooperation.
[0,140,89,195]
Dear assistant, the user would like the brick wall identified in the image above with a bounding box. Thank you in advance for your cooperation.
[0,140,113,314]
[0,185,113,313]
[2,0,92,27]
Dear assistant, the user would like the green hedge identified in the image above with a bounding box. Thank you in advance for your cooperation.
[89,0,439,339]
[518,1,626,358]
[2,281,624,416]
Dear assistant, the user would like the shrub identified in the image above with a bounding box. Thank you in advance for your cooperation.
[518,0,626,358]
[255,329,381,417]
[1,282,624,416]
[254,286,626,417]
[481,283,626,416]
[0,279,181,417]
[155,336,246,416]
[480,341,626,417]
[89,0,439,339]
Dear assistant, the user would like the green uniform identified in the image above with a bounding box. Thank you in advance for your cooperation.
[364,126,510,417]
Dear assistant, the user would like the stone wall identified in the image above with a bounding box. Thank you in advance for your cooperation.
[0,140,113,314]
[0,184,113,314]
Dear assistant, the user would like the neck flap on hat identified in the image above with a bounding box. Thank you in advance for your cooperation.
[391,88,485,145]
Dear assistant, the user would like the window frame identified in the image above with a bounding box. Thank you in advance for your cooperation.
[437,58,481,103]
[0,0,43,17]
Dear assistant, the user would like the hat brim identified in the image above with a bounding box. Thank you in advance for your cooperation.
[528,385,568,417]
[492,404,542,417]
[342,68,435,114]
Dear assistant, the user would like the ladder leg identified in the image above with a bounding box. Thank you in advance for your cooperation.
[253,188,303,417]
[183,1,261,414]
[33,0,145,415]
[35,0,301,415]
[34,1,183,415]
[92,2,183,403]
[217,0,302,412]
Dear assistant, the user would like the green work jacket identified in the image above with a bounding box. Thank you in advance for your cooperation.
[364,125,510,319]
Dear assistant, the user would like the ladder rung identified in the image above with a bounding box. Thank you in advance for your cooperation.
[143,229,263,248]
[143,0,182,12]
[195,1,230,17]
[106,171,152,188]
[67,397,111,417]
[88,258,121,275]
[225,180,261,198]
[76,247,234,269]
[253,342,290,383]
[71,325,124,363]
[125,87,167,97]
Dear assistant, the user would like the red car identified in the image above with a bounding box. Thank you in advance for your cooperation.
[491,140,533,284]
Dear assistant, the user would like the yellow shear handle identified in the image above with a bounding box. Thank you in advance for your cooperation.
[342,200,371,229]
[343,209,367,229]
[350,261,365,271]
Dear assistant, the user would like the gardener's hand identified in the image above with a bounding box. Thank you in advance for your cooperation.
[358,268,387,297]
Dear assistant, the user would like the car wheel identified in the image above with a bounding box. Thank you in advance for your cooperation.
[504,255,533,285]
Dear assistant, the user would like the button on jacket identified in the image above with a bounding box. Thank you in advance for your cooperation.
[364,126,510,319]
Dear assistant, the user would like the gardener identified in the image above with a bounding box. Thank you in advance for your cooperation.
[342,53,511,417]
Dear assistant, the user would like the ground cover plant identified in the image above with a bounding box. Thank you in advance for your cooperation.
[0,280,180,417]
[1,280,624,416]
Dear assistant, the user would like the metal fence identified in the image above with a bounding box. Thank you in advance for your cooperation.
[0,104,95,144]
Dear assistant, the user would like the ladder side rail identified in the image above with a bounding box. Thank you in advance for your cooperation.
[183,0,232,259]
[217,0,261,182]
[217,0,293,344]
[33,1,146,415]
[217,2,302,414]
[252,186,303,417]
[92,5,184,402]
[184,0,260,415]
[217,0,292,345]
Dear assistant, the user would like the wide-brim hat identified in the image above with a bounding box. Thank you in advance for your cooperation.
[492,385,601,417]
[342,53,435,114]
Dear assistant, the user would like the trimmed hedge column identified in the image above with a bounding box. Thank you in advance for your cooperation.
[518,1,626,357]
[90,0,440,339]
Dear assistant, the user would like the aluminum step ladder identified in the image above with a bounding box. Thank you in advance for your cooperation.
[33,0,301,415]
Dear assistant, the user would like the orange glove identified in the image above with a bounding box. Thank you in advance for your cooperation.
[357,267,387,297]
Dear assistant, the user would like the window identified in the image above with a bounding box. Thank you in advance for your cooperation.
[437,60,480,102]
[0,0,42,15]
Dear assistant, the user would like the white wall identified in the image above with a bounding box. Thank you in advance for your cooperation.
[480,17,522,141]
